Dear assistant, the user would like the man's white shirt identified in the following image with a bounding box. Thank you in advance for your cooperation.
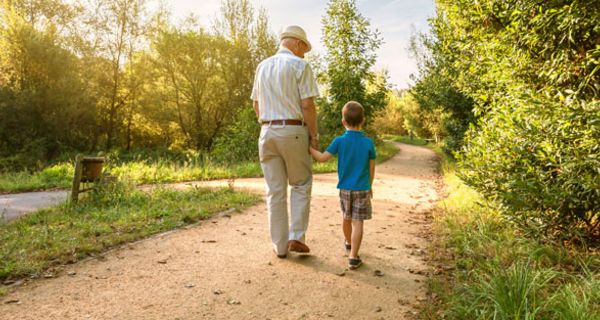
[251,47,319,122]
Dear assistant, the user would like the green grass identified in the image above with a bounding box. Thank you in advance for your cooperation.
[0,142,400,194]
[0,182,260,280]
[421,150,600,320]
[0,163,74,193]
[382,134,429,146]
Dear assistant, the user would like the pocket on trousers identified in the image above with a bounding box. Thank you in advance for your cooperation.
[258,127,267,161]
[259,126,267,142]
[285,128,308,147]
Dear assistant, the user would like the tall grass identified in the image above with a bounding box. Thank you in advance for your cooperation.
[422,150,600,320]
[0,142,400,193]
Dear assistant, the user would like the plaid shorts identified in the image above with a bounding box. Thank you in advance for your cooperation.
[339,189,372,220]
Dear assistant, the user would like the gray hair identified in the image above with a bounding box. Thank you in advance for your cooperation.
[280,37,299,49]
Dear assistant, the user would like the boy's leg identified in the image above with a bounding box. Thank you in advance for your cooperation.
[340,190,353,251]
[349,219,364,259]
[343,219,352,246]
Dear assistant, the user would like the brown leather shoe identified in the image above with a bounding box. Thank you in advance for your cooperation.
[288,240,310,253]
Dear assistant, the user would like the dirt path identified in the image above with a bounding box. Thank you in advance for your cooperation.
[1,143,440,320]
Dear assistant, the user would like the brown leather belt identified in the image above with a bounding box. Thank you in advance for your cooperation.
[262,119,305,126]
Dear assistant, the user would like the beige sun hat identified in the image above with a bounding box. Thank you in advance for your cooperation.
[280,25,312,52]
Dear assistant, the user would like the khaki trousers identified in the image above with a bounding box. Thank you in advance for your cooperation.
[258,124,312,255]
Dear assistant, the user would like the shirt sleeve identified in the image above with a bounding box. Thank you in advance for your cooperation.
[298,63,320,100]
[369,140,377,160]
[326,137,340,155]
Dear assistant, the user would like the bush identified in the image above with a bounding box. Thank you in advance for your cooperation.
[211,107,260,164]
[38,163,73,186]
[427,152,600,320]
[417,0,600,240]
[459,97,600,239]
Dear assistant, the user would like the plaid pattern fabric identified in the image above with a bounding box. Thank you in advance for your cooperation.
[339,189,372,220]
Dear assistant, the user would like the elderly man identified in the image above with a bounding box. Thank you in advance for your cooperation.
[251,25,319,258]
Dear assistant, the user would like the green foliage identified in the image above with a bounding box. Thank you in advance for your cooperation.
[0,185,260,280]
[372,91,408,136]
[459,98,600,238]
[0,0,278,164]
[0,4,97,159]
[211,107,260,163]
[409,26,476,153]
[319,0,387,140]
[424,152,600,320]
[0,163,73,193]
[548,274,600,320]
[417,0,600,238]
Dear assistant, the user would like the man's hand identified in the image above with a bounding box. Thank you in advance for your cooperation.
[309,135,319,150]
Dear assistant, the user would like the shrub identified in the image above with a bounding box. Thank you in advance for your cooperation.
[211,107,260,164]
[459,97,600,239]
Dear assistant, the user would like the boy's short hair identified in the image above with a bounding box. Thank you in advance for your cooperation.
[342,101,365,127]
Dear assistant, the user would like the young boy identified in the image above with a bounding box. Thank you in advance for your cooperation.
[309,101,376,270]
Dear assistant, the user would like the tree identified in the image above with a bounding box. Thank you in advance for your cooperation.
[420,0,600,238]
[0,0,278,168]
[0,0,96,166]
[144,0,276,152]
[86,0,148,150]
[320,0,385,139]
[409,28,475,153]
[372,90,407,136]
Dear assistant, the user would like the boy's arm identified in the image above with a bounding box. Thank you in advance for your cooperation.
[369,159,375,198]
[309,147,333,162]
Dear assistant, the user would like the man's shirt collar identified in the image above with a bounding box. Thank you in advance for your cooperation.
[277,47,294,56]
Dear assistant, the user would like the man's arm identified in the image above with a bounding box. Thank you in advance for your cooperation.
[301,97,318,149]
[253,100,260,120]
[309,147,333,162]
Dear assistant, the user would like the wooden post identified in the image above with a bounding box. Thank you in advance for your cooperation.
[71,154,84,204]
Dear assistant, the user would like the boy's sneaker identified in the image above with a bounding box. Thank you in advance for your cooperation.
[348,257,362,270]
[344,241,351,252]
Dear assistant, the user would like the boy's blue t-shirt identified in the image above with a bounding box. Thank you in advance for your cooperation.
[326,130,377,191]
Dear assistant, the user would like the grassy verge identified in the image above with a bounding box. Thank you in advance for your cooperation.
[382,134,429,146]
[0,182,260,280]
[0,142,399,194]
[421,153,600,319]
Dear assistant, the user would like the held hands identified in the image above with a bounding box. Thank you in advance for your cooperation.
[309,135,319,150]
[308,146,319,158]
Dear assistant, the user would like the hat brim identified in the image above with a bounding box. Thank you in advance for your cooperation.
[280,32,312,52]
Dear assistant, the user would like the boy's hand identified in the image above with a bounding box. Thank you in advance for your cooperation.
[310,148,333,162]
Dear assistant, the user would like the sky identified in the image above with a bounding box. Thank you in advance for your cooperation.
[165,0,435,89]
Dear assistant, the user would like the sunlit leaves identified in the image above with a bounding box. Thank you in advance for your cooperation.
[423,0,600,238]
